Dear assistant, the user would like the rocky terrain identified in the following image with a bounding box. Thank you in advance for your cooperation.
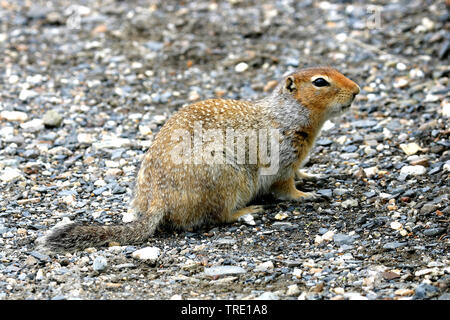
[0,0,448,300]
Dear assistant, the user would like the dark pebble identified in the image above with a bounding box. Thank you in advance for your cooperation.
[423,228,445,237]
[317,189,332,198]
[414,283,439,299]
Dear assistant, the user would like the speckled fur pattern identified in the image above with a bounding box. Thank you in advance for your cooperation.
[40,67,359,251]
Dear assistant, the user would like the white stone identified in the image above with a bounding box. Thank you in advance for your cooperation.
[77,133,95,144]
[8,75,19,84]
[394,77,409,88]
[0,167,23,182]
[256,292,279,300]
[35,269,45,281]
[444,160,450,172]
[20,119,44,132]
[0,111,28,122]
[122,209,138,223]
[274,212,288,220]
[396,62,407,71]
[105,160,119,168]
[292,268,303,278]
[153,115,167,123]
[314,235,323,244]
[93,138,132,149]
[379,192,392,199]
[239,213,255,225]
[321,230,335,241]
[286,284,300,296]
[400,165,427,177]
[336,33,347,42]
[62,194,76,206]
[414,268,436,277]
[19,89,38,101]
[421,17,434,31]
[235,62,248,73]
[442,100,450,117]
[48,146,73,156]
[364,166,378,178]
[188,90,200,101]
[337,136,348,145]
[344,292,368,300]
[322,120,335,131]
[400,143,423,155]
[132,247,160,262]
[341,199,358,208]
[254,261,274,272]
[383,127,392,139]
[139,125,152,135]
[93,179,106,187]
[409,68,424,79]
[425,92,440,102]
[0,126,14,138]
[333,287,345,295]
[390,221,403,230]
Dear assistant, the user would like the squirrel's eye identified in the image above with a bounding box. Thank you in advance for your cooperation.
[312,78,329,87]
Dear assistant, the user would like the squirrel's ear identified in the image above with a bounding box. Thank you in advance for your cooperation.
[285,76,296,93]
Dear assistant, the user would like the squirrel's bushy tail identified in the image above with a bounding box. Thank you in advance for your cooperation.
[38,209,164,252]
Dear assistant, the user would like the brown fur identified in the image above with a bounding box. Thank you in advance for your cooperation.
[38,67,359,252]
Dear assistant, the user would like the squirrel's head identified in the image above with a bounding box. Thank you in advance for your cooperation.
[282,67,360,120]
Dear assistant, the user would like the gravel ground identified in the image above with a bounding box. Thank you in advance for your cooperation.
[0,0,449,300]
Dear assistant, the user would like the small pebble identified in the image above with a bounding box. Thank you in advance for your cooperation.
[43,110,63,127]
[203,266,247,277]
[254,261,274,272]
[131,247,160,262]
[256,292,279,300]
[235,62,249,73]
[286,284,300,296]
[0,111,28,122]
[93,256,108,272]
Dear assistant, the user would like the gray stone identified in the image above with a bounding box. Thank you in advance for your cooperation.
[0,224,8,235]
[317,189,332,198]
[352,120,378,128]
[414,283,439,299]
[333,233,355,246]
[203,266,246,277]
[383,242,407,250]
[420,203,440,214]
[29,251,51,263]
[43,110,63,127]
[93,256,108,272]
[423,228,445,237]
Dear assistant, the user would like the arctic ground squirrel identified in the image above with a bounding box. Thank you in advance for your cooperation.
[40,67,360,251]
